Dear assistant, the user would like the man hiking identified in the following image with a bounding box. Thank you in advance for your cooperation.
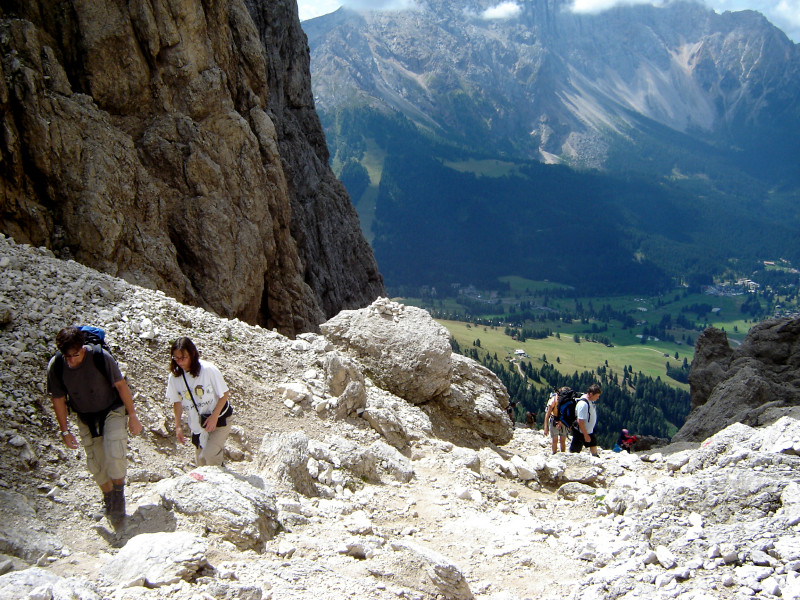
[569,383,602,456]
[47,326,143,521]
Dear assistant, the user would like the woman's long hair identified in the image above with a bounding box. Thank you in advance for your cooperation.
[170,337,202,377]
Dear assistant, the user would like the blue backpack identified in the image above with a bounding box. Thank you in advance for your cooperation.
[556,387,580,429]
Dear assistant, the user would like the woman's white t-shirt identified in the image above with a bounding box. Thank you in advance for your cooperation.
[166,360,229,435]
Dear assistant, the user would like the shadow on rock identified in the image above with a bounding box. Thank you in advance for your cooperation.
[95,504,177,548]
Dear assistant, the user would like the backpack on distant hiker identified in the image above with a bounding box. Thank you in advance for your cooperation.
[555,387,580,429]
[52,325,123,437]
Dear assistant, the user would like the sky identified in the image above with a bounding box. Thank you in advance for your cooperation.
[295,0,800,42]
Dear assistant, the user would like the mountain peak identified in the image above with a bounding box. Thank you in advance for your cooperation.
[308,0,799,169]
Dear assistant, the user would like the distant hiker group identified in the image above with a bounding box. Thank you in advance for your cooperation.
[542,384,608,456]
[47,326,234,524]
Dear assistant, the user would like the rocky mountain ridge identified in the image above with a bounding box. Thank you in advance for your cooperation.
[2,235,800,599]
[0,0,383,336]
[306,0,800,175]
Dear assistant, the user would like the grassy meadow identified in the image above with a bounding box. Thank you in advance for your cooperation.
[402,276,772,393]
[440,319,691,392]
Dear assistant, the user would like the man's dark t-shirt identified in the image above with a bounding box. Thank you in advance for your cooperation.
[47,346,123,413]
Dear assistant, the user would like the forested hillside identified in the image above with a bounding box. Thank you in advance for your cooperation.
[352,110,800,295]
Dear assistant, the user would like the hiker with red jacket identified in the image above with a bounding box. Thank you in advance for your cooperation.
[47,326,142,521]
[618,429,637,453]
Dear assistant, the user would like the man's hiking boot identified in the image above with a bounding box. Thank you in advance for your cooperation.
[110,484,126,521]
[103,491,114,516]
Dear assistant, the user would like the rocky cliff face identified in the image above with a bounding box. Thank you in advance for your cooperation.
[675,317,800,442]
[0,0,384,336]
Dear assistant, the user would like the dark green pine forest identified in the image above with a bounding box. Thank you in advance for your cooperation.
[330,108,800,297]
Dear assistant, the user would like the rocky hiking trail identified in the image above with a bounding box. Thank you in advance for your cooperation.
[2,234,800,600]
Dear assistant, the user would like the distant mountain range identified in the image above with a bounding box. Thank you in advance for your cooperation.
[305,0,800,294]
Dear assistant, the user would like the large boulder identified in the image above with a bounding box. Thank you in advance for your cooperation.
[324,352,368,418]
[362,389,434,450]
[385,540,474,600]
[155,467,279,551]
[678,364,788,442]
[437,353,513,445]
[677,318,800,442]
[257,431,414,497]
[99,532,208,588]
[257,431,318,496]
[0,568,99,600]
[688,326,734,410]
[321,298,452,404]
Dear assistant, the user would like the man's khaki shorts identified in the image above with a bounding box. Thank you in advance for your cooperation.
[77,405,128,486]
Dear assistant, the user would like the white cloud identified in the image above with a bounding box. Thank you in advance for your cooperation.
[570,0,660,14]
[481,2,523,20]
[764,0,800,40]
[298,0,418,20]
[342,0,417,9]
[297,0,341,21]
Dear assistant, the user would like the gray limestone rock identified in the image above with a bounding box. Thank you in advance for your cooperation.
[367,439,414,483]
[677,318,800,441]
[388,540,474,600]
[556,482,597,500]
[330,380,367,419]
[99,531,209,588]
[324,352,366,398]
[688,326,735,410]
[0,567,99,600]
[321,298,452,404]
[257,431,317,497]
[361,394,414,450]
[439,353,513,445]
[0,490,63,562]
[156,467,279,551]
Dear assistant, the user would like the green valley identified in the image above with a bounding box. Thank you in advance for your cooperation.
[396,271,799,448]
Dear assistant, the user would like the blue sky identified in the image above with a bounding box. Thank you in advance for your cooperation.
[296,0,800,42]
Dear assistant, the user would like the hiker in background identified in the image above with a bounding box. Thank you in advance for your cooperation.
[569,383,602,456]
[543,389,568,454]
[617,428,637,453]
[167,337,233,467]
[47,326,143,521]
[507,399,518,427]
[525,411,537,429]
